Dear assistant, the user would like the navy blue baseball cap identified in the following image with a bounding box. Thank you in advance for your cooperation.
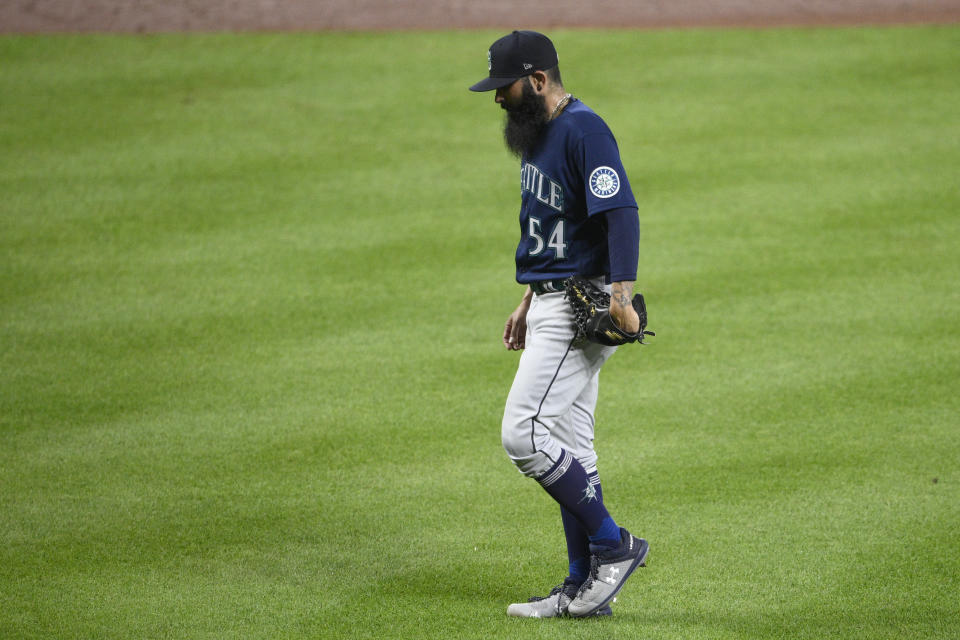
[469,30,559,92]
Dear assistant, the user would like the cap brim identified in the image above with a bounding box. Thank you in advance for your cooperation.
[469,76,520,92]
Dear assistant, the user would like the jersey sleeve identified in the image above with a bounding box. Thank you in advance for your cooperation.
[578,131,638,217]
[605,207,639,282]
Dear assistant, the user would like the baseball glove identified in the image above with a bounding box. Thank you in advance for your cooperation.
[564,276,655,346]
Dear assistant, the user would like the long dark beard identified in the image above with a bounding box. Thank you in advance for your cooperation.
[503,81,548,158]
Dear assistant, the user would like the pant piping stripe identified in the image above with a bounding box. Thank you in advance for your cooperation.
[529,336,578,471]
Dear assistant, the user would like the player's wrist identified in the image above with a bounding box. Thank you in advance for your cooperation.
[611,281,635,305]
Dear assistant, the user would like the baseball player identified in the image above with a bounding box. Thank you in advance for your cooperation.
[469,31,650,618]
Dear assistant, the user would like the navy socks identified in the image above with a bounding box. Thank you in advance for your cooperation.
[538,451,621,580]
[560,470,603,584]
[589,516,621,549]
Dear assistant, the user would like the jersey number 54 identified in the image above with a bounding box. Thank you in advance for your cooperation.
[529,217,568,259]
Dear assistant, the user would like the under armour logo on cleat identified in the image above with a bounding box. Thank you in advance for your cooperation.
[604,566,621,585]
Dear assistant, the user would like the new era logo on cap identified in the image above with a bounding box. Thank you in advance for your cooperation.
[469,30,559,92]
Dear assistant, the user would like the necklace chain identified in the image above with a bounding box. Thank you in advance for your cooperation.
[550,93,573,120]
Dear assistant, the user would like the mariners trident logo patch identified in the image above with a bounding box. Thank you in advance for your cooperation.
[579,481,598,503]
[589,166,620,198]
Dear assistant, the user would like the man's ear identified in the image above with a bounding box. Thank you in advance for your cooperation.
[529,71,548,93]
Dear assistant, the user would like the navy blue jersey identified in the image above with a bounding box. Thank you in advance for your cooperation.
[514,99,637,284]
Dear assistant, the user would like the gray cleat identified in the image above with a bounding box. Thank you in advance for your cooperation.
[567,528,648,618]
[507,579,613,618]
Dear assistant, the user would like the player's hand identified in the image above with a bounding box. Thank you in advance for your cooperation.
[610,281,640,334]
[503,295,532,350]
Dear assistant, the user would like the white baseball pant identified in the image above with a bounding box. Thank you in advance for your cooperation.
[501,285,617,479]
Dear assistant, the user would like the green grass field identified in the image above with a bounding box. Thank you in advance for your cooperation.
[2,25,958,639]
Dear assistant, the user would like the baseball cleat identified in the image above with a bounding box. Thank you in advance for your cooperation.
[567,528,648,618]
[507,579,613,618]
